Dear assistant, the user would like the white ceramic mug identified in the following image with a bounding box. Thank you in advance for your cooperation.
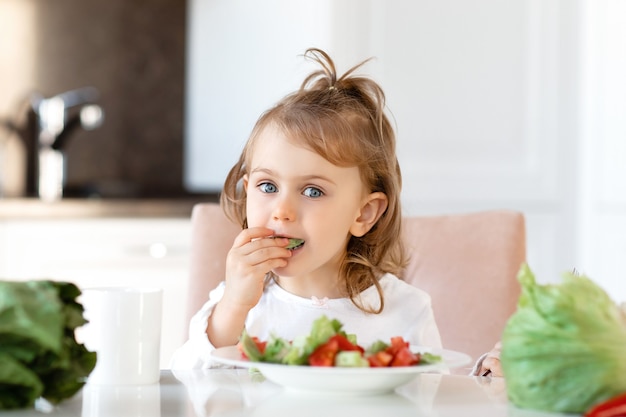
[79,287,163,385]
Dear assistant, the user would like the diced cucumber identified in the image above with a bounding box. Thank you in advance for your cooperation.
[334,351,370,368]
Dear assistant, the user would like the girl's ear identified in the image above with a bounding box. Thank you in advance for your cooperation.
[350,192,388,237]
[243,174,249,191]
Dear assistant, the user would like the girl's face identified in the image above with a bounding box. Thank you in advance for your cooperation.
[243,125,375,294]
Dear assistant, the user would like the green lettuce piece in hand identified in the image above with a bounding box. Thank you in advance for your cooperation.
[0,280,97,410]
[501,264,626,414]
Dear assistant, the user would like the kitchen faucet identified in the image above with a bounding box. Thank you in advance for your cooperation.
[0,87,104,201]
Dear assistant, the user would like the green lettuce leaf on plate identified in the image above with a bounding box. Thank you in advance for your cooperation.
[501,264,626,414]
[282,315,349,365]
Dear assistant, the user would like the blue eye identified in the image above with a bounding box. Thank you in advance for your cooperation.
[259,182,278,193]
[303,187,323,198]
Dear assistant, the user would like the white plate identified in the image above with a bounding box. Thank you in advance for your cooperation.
[211,345,471,395]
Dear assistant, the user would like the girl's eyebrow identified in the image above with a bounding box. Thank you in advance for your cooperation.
[250,168,337,185]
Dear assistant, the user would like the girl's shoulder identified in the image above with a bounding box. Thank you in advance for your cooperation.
[378,273,432,301]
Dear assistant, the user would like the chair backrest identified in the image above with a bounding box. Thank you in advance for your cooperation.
[186,203,240,326]
[186,203,526,361]
[400,211,525,360]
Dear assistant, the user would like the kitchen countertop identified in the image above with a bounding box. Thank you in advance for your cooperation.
[0,197,218,219]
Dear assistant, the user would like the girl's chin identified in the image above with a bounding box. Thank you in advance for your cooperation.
[270,267,297,279]
[271,261,309,280]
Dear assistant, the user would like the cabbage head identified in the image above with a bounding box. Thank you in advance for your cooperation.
[501,264,626,414]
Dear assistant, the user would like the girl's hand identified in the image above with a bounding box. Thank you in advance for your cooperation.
[474,341,503,377]
[221,227,291,310]
[207,227,291,347]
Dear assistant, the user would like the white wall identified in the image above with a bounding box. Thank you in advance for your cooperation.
[185,0,625,303]
[362,0,580,292]
[185,0,334,190]
[577,0,626,301]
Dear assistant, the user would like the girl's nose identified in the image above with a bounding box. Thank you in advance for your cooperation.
[272,196,296,222]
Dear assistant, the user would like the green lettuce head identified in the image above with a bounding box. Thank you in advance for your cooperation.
[501,264,626,414]
[0,280,97,409]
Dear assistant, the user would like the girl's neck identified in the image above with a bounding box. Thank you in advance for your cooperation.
[275,274,345,299]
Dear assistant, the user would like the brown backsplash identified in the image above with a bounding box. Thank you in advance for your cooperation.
[2,0,189,198]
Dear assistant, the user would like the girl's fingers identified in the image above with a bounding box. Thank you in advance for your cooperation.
[226,228,291,278]
[227,247,290,280]
[232,227,274,246]
[247,245,292,267]
[254,257,289,273]
[481,356,503,377]
[232,227,290,252]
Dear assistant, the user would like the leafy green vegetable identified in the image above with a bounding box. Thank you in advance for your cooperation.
[501,264,626,414]
[282,315,348,365]
[0,280,97,410]
[419,352,442,365]
[239,330,264,362]
[239,330,290,364]
[365,340,389,355]
[263,336,291,363]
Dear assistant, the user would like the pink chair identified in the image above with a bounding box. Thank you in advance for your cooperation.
[400,211,525,360]
[185,203,526,361]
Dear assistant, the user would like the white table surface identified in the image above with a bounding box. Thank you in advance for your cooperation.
[2,369,578,417]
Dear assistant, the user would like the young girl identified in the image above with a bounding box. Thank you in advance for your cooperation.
[171,48,443,369]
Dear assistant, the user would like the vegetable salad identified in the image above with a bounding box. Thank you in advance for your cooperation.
[238,315,441,368]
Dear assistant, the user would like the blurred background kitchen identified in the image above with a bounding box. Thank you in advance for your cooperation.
[0,0,190,199]
[1,0,624,367]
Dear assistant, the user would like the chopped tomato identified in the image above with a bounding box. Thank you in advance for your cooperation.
[254,338,267,355]
[390,346,420,367]
[368,351,394,367]
[308,334,364,367]
[309,338,340,366]
[329,334,364,354]
[387,336,410,356]
[245,337,267,355]
[366,336,420,367]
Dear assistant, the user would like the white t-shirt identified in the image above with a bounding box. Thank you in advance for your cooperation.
[170,273,442,369]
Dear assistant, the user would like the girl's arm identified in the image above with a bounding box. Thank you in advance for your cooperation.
[206,297,252,347]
